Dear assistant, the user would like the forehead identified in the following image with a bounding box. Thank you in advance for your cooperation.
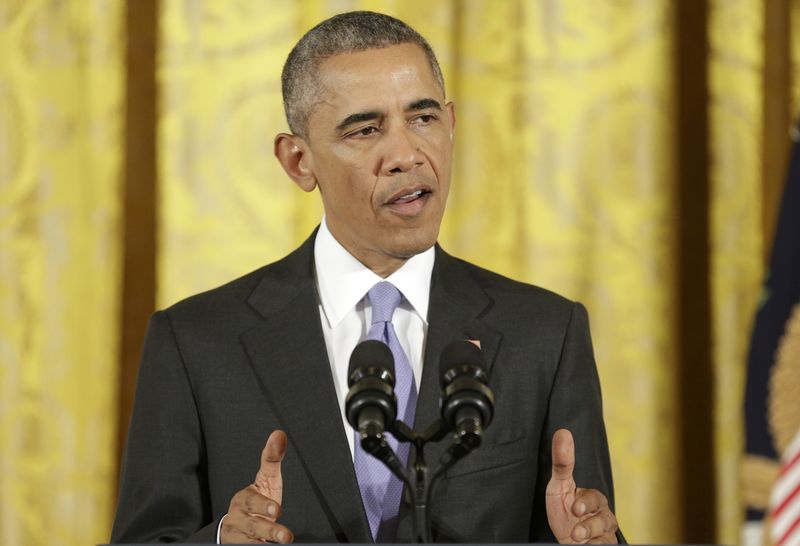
[313,43,444,116]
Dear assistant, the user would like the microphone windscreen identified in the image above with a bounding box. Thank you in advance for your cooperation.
[348,339,395,379]
[439,340,486,386]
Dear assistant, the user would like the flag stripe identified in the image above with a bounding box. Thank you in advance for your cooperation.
[774,457,800,502]
[772,431,800,545]
[774,482,800,518]
[782,433,800,473]
[778,508,800,546]
[774,496,800,539]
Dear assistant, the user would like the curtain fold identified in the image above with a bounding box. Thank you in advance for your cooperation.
[709,1,764,543]
[0,1,124,545]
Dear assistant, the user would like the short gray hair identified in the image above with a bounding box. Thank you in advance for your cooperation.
[281,11,445,137]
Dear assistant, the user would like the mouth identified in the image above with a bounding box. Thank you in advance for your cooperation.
[384,186,433,216]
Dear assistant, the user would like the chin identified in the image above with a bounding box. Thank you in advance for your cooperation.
[386,229,438,259]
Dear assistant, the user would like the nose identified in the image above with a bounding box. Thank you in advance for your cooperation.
[380,125,424,175]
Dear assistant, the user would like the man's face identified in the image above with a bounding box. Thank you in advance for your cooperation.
[300,43,455,274]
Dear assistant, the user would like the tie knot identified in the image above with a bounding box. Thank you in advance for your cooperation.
[367,281,402,324]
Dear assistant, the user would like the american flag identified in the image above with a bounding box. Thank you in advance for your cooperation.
[771,430,800,546]
[744,129,800,544]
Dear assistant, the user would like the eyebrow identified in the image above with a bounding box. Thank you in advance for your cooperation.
[335,110,382,132]
[335,98,443,132]
[408,98,442,111]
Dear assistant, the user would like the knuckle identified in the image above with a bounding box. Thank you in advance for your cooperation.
[232,487,253,510]
[245,518,259,538]
[604,511,616,530]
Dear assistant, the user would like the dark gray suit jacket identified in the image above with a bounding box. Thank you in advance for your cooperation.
[111,234,616,543]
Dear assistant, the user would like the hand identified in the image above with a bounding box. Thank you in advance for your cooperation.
[221,430,294,544]
[546,429,618,544]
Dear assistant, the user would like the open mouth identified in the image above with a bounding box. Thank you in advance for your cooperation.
[384,187,433,216]
[391,189,429,204]
[387,187,433,204]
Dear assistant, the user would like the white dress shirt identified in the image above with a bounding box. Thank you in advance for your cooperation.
[314,217,434,458]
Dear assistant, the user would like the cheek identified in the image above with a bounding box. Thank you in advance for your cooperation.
[330,172,378,217]
[425,137,453,181]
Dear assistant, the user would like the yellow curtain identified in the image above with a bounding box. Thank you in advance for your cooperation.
[443,4,680,541]
[0,1,124,546]
[157,1,321,302]
[709,1,764,543]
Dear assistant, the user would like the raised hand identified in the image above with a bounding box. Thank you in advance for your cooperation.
[221,430,294,544]
[546,429,618,544]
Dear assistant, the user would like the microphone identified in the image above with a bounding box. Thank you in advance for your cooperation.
[439,340,495,452]
[345,340,408,482]
[345,340,397,448]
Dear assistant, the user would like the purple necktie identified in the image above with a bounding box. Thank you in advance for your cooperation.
[354,281,418,542]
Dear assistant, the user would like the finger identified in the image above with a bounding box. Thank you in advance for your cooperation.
[587,535,618,545]
[221,529,262,544]
[255,430,287,503]
[220,516,264,544]
[233,486,282,520]
[551,428,575,482]
[570,509,617,542]
[573,488,609,517]
[245,517,293,544]
[226,512,294,544]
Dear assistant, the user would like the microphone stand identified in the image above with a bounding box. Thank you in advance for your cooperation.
[359,419,484,543]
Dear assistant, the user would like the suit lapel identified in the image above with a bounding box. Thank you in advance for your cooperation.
[415,246,503,437]
[397,247,503,541]
[240,235,371,543]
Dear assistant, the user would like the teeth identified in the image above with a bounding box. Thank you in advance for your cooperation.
[399,190,422,200]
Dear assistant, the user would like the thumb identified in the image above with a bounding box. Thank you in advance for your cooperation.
[551,428,575,482]
[254,429,287,503]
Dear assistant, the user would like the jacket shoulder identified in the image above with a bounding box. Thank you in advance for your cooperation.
[161,234,315,327]
[443,252,578,312]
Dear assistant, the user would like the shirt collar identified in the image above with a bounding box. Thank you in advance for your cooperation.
[314,217,435,328]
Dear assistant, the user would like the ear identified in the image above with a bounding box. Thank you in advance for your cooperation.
[274,133,317,192]
[445,100,456,140]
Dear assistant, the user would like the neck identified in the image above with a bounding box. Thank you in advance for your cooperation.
[361,254,408,278]
[325,222,410,278]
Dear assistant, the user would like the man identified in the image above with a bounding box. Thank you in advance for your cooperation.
[112,11,621,544]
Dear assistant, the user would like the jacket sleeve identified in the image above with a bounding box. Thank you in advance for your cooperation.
[528,302,625,543]
[111,311,214,543]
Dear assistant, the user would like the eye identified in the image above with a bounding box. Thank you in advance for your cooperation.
[409,113,439,127]
[348,126,378,138]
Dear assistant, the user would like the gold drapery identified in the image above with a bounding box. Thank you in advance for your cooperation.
[0,1,791,545]
[0,1,124,545]
[709,0,765,541]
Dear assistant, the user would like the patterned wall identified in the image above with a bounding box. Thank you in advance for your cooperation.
[0,1,123,545]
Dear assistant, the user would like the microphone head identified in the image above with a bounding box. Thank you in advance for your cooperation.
[345,340,397,431]
[348,340,395,387]
[439,340,487,387]
[439,340,494,430]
